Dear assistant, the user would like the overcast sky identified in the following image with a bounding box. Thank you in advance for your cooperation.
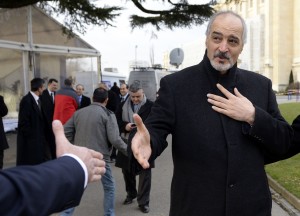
[78,0,210,77]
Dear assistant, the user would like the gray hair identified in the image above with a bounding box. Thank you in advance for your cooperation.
[205,11,247,44]
[129,80,143,93]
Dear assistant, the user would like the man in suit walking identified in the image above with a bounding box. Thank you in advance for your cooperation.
[76,84,91,109]
[0,95,8,169]
[17,78,48,165]
[115,80,154,213]
[40,78,58,159]
[110,83,129,162]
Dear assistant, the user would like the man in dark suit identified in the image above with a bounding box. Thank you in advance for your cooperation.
[40,78,58,159]
[110,83,130,162]
[129,11,293,216]
[0,120,105,216]
[0,95,8,169]
[17,78,48,165]
[119,83,129,103]
[115,81,153,213]
[76,84,91,109]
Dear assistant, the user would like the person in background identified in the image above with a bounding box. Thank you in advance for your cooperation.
[119,83,129,103]
[110,83,130,162]
[41,78,58,159]
[76,84,91,109]
[115,80,154,213]
[99,83,119,113]
[0,95,8,169]
[17,78,48,166]
[0,120,106,216]
[110,82,120,97]
[63,87,128,216]
[53,78,78,125]
[129,11,293,216]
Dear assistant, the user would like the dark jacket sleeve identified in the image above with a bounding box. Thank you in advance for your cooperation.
[0,156,85,216]
[265,115,300,163]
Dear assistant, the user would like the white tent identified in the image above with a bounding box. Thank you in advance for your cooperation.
[0,6,101,130]
[0,6,101,131]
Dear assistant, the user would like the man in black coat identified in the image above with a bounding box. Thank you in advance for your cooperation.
[76,84,91,109]
[110,82,120,96]
[115,80,153,213]
[0,95,8,169]
[40,78,58,159]
[129,11,293,216]
[99,83,118,112]
[110,83,129,162]
[17,78,48,165]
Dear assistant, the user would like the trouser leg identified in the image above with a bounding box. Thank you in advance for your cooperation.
[137,169,152,206]
[101,163,115,216]
[122,168,137,198]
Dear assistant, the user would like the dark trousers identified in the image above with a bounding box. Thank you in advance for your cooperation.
[122,168,151,206]
[0,149,4,169]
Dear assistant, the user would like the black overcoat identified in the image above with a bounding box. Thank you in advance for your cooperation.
[131,53,293,216]
[17,92,47,165]
[40,89,56,159]
[115,99,154,169]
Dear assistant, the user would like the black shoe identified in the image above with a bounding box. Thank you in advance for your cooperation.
[123,197,134,205]
[139,205,150,213]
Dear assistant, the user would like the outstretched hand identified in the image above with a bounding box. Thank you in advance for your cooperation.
[131,114,152,169]
[52,120,106,182]
[207,83,255,125]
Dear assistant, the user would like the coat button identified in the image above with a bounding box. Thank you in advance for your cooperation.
[229,184,234,188]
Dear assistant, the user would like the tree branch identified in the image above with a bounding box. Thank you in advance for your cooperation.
[0,0,50,8]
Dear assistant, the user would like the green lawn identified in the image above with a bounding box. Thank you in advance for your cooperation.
[265,102,300,198]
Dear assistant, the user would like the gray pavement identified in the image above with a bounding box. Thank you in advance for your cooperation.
[3,133,297,216]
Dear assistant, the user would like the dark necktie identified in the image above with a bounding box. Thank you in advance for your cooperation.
[37,98,41,111]
[50,92,54,103]
[121,97,125,102]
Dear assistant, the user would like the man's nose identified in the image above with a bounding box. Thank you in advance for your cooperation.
[219,40,229,52]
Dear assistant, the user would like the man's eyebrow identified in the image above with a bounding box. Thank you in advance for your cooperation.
[211,31,222,36]
[228,35,240,41]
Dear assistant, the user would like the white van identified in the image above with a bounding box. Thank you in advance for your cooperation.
[128,68,172,101]
[101,70,127,89]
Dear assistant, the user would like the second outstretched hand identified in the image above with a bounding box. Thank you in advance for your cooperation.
[131,114,152,169]
[52,120,106,183]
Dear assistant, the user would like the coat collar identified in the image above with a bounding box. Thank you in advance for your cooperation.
[202,50,239,95]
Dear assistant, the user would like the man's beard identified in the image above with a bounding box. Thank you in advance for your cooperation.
[210,50,234,72]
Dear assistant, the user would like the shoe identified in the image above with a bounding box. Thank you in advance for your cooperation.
[123,196,134,205]
[139,205,150,213]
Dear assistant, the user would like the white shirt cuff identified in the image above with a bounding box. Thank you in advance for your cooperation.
[62,153,88,188]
